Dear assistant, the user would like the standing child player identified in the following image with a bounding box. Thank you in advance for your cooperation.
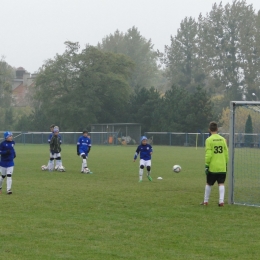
[133,136,153,182]
[201,121,229,206]
[43,124,59,171]
[48,124,55,143]
[0,131,16,194]
[49,126,65,172]
[77,130,92,173]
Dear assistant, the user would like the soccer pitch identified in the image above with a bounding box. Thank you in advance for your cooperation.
[1,144,260,260]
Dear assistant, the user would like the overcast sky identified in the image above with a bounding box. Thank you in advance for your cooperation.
[1,0,260,73]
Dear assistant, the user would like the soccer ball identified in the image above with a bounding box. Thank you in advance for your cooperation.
[83,167,90,173]
[57,165,66,172]
[173,165,181,173]
[41,165,48,171]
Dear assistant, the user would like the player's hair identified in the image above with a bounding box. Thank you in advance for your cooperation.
[83,130,88,134]
[209,121,218,132]
[50,124,55,128]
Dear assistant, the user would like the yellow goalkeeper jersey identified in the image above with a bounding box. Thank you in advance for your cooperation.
[205,133,229,174]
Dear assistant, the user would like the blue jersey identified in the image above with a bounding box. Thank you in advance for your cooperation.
[0,140,16,167]
[134,144,153,161]
[77,136,91,155]
[48,132,62,144]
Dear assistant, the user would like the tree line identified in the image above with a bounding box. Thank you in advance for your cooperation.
[1,0,260,133]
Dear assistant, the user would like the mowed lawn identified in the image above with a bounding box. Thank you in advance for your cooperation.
[1,144,260,260]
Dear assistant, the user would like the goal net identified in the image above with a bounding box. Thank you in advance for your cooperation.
[228,101,260,206]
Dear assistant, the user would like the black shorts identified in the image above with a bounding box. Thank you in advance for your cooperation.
[206,173,226,186]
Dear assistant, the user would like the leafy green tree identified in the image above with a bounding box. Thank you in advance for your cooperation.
[165,17,206,93]
[98,26,160,90]
[245,114,253,146]
[127,87,161,133]
[4,108,14,130]
[0,58,14,129]
[26,42,134,131]
[198,1,258,102]
[158,85,213,132]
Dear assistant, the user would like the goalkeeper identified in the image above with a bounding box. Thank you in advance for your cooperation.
[133,136,153,182]
[77,130,92,173]
[49,126,65,171]
[201,121,229,206]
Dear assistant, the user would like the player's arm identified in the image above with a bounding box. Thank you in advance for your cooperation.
[0,143,5,155]
[88,138,92,153]
[77,139,80,155]
[49,137,55,153]
[48,133,52,143]
[150,145,153,155]
[133,146,140,162]
[223,139,229,165]
[205,139,212,173]
[205,139,212,164]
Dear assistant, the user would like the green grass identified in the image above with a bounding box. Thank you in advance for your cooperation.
[1,144,260,259]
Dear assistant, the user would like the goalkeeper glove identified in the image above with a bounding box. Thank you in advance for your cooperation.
[205,165,209,175]
[6,149,11,155]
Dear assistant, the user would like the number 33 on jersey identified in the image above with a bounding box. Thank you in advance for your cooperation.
[205,134,228,173]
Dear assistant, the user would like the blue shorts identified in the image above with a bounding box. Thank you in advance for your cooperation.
[79,149,88,156]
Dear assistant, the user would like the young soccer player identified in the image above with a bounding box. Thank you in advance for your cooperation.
[133,136,153,182]
[48,124,55,143]
[0,131,16,194]
[49,126,65,171]
[201,121,229,206]
[77,130,92,173]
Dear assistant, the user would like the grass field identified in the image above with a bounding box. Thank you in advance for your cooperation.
[1,144,260,260]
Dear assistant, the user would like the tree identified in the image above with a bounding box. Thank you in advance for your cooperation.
[198,1,259,102]
[165,17,206,93]
[26,42,134,131]
[156,85,213,132]
[98,26,160,90]
[0,58,14,129]
[245,114,253,146]
[127,87,162,133]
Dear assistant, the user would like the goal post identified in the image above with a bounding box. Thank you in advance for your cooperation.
[228,101,260,206]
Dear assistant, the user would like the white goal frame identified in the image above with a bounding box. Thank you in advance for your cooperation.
[228,101,260,205]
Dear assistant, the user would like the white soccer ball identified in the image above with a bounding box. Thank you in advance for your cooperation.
[58,165,66,172]
[83,167,90,173]
[41,165,47,171]
[173,165,181,173]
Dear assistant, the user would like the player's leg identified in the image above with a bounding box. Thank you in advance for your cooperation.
[217,174,226,206]
[145,160,152,181]
[56,153,62,167]
[6,167,13,194]
[47,152,55,171]
[49,158,55,171]
[202,173,217,205]
[80,151,89,173]
[139,159,145,182]
[0,166,6,194]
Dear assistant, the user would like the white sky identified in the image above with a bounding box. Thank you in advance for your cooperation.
[1,0,260,73]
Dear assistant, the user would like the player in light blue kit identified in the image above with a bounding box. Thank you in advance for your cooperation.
[77,130,92,173]
[133,136,153,182]
[0,131,16,194]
